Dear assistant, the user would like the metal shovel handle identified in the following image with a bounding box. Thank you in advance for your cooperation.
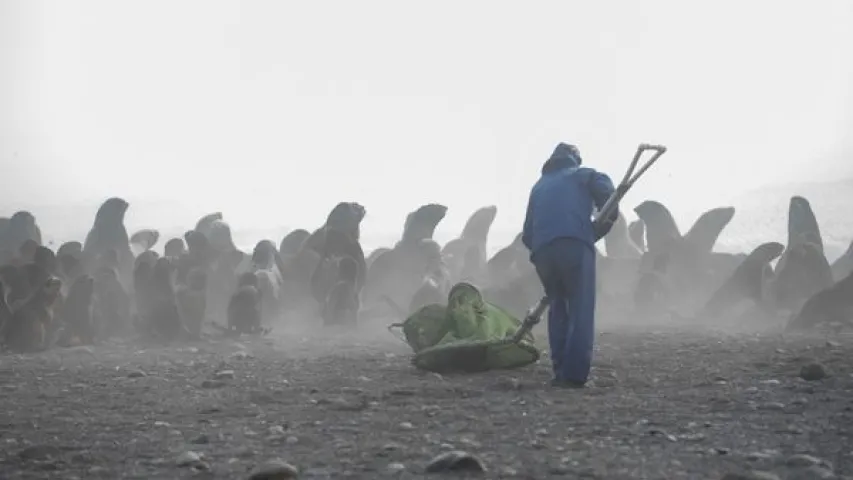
[594,143,668,224]
[510,296,550,344]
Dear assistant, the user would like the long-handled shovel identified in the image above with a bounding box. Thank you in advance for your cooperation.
[508,143,668,344]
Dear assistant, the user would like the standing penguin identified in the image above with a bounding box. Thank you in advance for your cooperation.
[58,275,96,346]
[148,257,187,342]
[176,268,207,339]
[83,198,134,290]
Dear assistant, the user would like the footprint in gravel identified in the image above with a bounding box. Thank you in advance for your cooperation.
[425,451,487,474]
[247,460,299,479]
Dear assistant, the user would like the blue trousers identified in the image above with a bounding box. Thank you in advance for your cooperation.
[531,237,596,384]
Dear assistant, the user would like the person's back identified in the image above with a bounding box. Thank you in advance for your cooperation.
[522,143,616,256]
[521,142,616,389]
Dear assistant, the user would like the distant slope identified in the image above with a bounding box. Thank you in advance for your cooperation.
[705,177,853,260]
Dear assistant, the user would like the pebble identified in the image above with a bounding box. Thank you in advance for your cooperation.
[548,464,571,475]
[175,451,204,467]
[386,462,406,474]
[127,370,147,378]
[797,466,838,479]
[721,471,781,480]
[647,429,678,442]
[425,450,487,474]
[190,434,209,445]
[247,460,299,480]
[745,451,779,461]
[381,442,402,453]
[786,454,831,469]
[201,380,226,389]
[398,422,414,431]
[285,436,299,445]
[214,369,235,380]
[458,437,482,448]
[799,363,828,381]
[500,466,519,476]
[758,402,786,411]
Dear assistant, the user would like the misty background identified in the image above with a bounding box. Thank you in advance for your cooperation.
[2,1,851,258]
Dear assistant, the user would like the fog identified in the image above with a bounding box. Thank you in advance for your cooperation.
[2,0,852,248]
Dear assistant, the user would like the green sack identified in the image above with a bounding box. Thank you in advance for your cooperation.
[392,303,451,353]
[397,282,540,373]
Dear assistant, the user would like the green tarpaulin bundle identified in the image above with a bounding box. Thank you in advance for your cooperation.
[390,282,540,374]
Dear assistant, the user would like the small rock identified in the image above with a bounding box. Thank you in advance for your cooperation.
[745,451,779,461]
[548,464,571,475]
[230,351,254,360]
[758,402,786,411]
[500,466,519,476]
[787,454,831,469]
[458,437,482,448]
[796,466,837,479]
[387,462,406,474]
[398,422,414,431]
[248,460,299,480]
[799,363,827,381]
[760,379,781,385]
[268,426,285,435]
[190,434,209,445]
[201,380,226,389]
[285,436,298,445]
[425,450,487,474]
[439,443,455,451]
[214,369,235,380]
[493,377,522,391]
[176,451,204,467]
[721,471,781,480]
[648,429,678,442]
[127,370,147,378]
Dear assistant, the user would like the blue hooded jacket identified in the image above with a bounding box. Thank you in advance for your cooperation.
[522,143,617,257]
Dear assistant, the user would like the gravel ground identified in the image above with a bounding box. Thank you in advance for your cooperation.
[0,321,851,480]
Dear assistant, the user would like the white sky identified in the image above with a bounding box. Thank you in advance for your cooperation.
[2,0,852,240]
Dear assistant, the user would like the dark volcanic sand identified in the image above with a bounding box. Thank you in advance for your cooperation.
[0,322,851,480]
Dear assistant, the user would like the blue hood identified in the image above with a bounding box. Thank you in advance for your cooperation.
[541,143,582,174]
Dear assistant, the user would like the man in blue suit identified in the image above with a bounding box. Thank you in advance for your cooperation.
[522,143,618,388]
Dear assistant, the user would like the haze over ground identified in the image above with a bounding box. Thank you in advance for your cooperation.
[2,1,852,253]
